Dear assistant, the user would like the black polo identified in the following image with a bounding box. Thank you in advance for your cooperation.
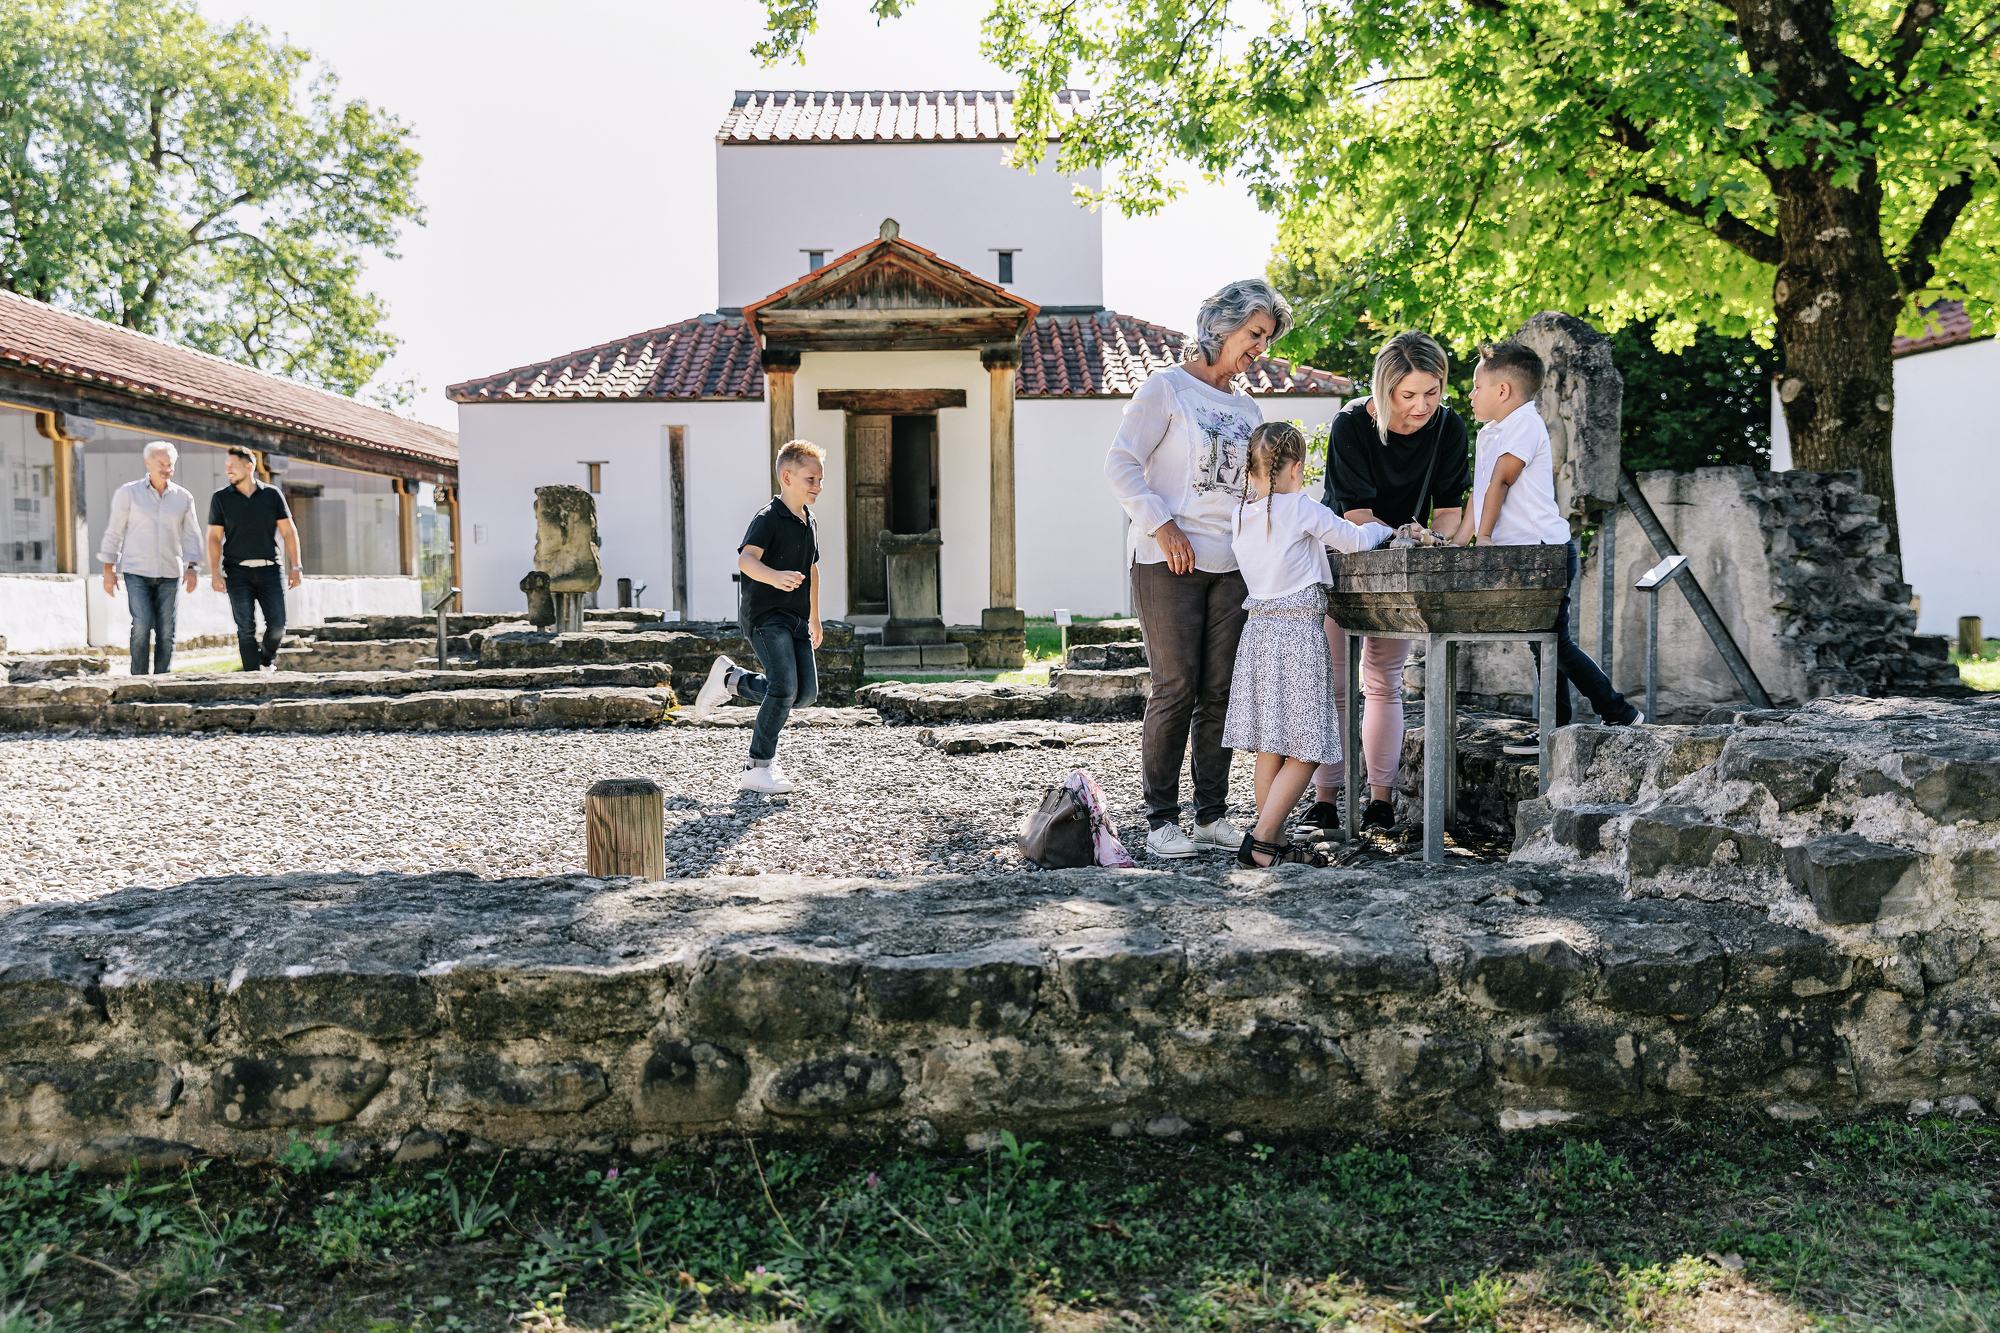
[207,480,291,564]
[739,496,818,626]
[1324,398,1472,529]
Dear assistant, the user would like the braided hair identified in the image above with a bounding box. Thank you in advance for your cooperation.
[1239,421,1310,537]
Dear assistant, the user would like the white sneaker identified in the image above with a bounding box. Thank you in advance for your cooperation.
[1190,817,1244,850]
[738,764,795,795]
[1145,824,1199,859]
[692,655,736,719]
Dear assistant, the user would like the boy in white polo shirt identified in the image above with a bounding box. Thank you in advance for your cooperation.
[1447,341,1642,728]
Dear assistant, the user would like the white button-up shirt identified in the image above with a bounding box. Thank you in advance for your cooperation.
[97,477,203,579]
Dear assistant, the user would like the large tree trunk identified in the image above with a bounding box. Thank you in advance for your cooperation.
[1772,179,1902,550]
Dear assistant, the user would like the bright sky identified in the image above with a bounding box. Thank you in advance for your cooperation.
[194,0,1280,432]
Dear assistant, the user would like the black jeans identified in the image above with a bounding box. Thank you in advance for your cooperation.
[1131,560,1248,829]
[735,612,818,763]
[125,574,179,675]
[1530,541,1636,726]
[225,564,287,671]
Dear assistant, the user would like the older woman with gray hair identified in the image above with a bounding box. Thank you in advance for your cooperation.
[1105,278,1291,859]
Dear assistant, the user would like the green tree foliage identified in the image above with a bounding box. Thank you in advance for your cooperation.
[757,0,2000,545]
[1612,322,1777,473]
[0,0,423,403]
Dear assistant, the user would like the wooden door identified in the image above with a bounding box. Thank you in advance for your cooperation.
[846,413,892,613]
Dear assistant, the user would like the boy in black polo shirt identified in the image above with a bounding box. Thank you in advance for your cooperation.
[691,440,824,794]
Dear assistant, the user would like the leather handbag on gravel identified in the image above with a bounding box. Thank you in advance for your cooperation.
[1018,784,1094,869]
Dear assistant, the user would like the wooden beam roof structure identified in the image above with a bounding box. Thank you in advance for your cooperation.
[744,221,1039,355]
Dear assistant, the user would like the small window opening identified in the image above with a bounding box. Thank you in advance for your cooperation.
[579,460,605,493]
[808,251,826,270]
[997,251,1015,284]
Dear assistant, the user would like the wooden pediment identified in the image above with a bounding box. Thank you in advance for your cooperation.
[746,233,1039,353]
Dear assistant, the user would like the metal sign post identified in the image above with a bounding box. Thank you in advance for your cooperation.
[1054,607,1072,662]
[432,585,461,671]
[1635,554,1689,721]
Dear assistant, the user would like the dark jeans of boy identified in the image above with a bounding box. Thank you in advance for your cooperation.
[225,563,287,671]
[1529,541,1637,726]
[735,611,818,764]
[124,574,180,675]
[1131,560,1248,830]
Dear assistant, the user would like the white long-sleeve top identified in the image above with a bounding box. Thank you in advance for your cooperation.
[95,477,203,579]
[1230,491,1392,601]
[1103,365,1264,572]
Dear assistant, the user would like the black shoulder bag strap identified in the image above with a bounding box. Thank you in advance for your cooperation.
[1413,407,1452,529]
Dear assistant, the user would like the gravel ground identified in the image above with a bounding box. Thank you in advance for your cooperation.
[0,719,1297,906]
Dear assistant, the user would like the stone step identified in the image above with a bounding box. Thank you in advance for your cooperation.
[0,662,675,709]
[858,669,1151,722]
[4,655,109,682]
[1048,666,1149,718]
[1068,617,1143,646]
[1064,642,1148,670]
[0,684,673,733]
[279,639,444,673]
[866,643,968,670]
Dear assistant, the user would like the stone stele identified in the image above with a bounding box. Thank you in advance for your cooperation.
[1513,311,1623,528]
[533,485,602,594]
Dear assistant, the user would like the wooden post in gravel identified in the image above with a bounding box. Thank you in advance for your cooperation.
[585,779,665,880]
[1959,616,1984,659]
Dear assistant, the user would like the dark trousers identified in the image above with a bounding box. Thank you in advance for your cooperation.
[225,564,287,671]
[124,574,179,675]
[1530,541,1636,726]
[1131,560,1248,829]
[735,612,818,763]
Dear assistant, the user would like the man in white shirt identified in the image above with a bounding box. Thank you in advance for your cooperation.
[97,441,203,675]
[1454,342,1641,728]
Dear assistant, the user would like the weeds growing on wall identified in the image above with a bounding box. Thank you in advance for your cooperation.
[0,1112,1991,1331]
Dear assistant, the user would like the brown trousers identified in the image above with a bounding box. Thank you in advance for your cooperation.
[1131,560,1248,829]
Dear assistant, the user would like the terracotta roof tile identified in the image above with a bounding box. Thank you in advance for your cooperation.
[448,310,1349,404]
[1894,299,1975,356]
[446,316,764,403]
[719,89,1088,144]
[0,289,455,465]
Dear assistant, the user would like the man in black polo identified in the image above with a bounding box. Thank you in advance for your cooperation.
[207,447,304,672]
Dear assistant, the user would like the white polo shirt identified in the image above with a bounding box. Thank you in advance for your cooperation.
[1473,404,1570,546]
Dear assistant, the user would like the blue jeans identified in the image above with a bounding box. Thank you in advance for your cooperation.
[735,612,817,764]
[225,564,287,671]
[125,574,179,675]
[1530,541,1637,726]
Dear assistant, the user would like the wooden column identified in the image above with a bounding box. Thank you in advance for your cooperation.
[761,346,802,493]
[585,778,665,880]
[668,426,689,617]
[981,344,1021,611]
[396,479,418,576]
[34,413,85,574]
[440,484,463,611]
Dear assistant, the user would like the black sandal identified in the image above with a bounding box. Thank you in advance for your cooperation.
[1236,832,1331,868]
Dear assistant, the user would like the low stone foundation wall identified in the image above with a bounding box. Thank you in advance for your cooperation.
[0,859,1990,1169]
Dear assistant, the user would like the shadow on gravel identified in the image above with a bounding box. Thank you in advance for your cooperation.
[661,791,785,877]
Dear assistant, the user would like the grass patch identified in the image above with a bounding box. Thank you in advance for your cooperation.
[1024,614,1122,663]
[1952,637,2000,692]
[0,1113,1991,1331]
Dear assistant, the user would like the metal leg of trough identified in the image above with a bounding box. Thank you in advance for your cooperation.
[1598,504,1617,678]
[1344,632,1363,842]
[1645,587,1660,722]
[1538,631,1557,796]
[1444,639,1459,831]
[1424,632,1449,863]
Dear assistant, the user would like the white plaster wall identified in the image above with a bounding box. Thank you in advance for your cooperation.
[1017,398,1130,618]
[792,350,992,624]
[455,401,767,621]
[1770,338,2000,635]
[717,143,1102,310]
[0,574,88,653]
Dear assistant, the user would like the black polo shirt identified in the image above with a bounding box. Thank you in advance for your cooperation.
[207,480,291,563]
[739,496,818,626]
[1324,398,1472,528]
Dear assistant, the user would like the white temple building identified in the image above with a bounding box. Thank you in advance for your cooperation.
[448,90,1350,625]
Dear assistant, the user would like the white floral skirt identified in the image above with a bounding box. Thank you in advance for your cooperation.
[1221,583,1342,763]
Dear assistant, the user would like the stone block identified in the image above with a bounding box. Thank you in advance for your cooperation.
[1460,934,1593,1013]
[534,485,601,593]
[1783,834,1920,925]
[1513,795,1555,849]
[1676,1009,1851,1098]
[231,973,438,1040]
[441,971,659,1041]
[1595,925,1726,1017]
[1717,737,1844,811]
[867,645,924,669]
[0,958,105,1052]
[862,941,1042,1030]
[1551,803,1629,856]
[982,607,1027,632]
[427,1054,608,1115]
[1055,930,1185,1013]
[1205,919,1437,998]
[944,629,1023,669]
[1895,745,2000,824]
[916,722,1103,754]
[1725,929,1854,1000]
[1049,667,1149,719]
[683,946,856,1043]
[204,1056,389,1128]
[1500,1027,1646,1095]
[636,1041,750,1124]
[1652,729,1731,790]
[1216,1021,1355,1098]
[859,681,1055,722]
[1625,806,1780,880]
[1065,643,1148,671]
[70,1135,198,1175]
[763,1055,906,1117]
[0,1061,180,1129]
[1950,850,2000,901]
[1068,618,1143,646]
[520,570,556,627]
[1919,930,1982,985]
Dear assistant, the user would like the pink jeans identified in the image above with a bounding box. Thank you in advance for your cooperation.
[1313,617,1413,791]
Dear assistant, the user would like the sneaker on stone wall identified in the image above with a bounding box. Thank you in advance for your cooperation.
[693,655,736,719]
[738,764,795,795]
[1145,825,1199,859]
